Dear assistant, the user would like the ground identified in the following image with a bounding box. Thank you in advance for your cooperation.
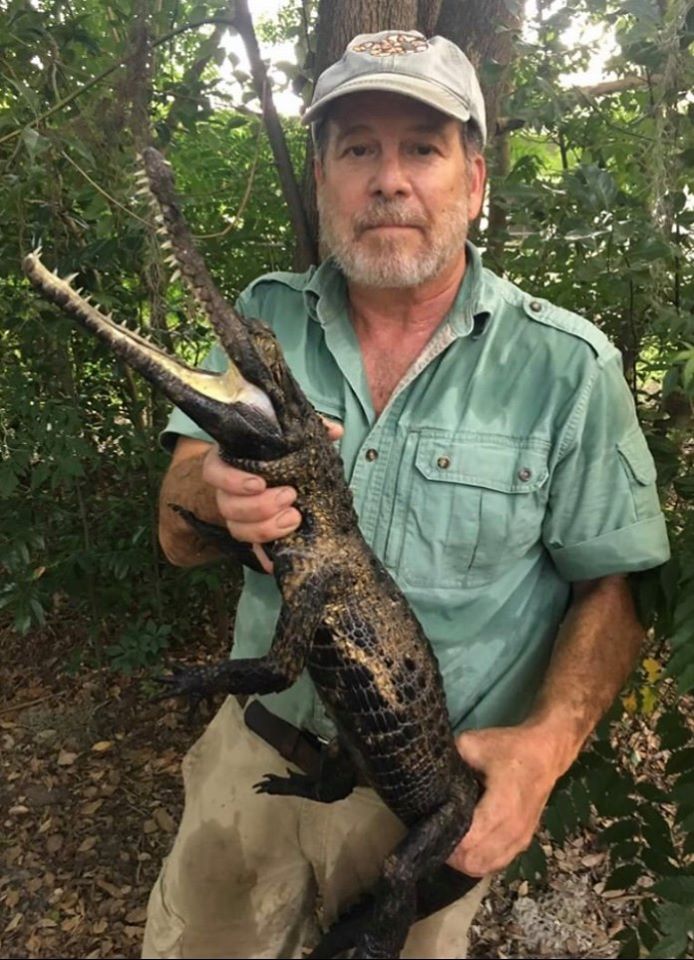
[0,623,676,959]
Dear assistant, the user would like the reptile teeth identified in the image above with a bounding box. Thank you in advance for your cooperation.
[64,273,78,284]
[170,269,181,283]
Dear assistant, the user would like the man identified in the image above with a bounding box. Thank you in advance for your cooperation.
[142,30,670,960]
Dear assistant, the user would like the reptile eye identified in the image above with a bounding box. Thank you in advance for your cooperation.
[404,657,416,672]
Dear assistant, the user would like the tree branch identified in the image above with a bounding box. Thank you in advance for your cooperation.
[575,75,663,98]
[0,18,236,148]
[232,0,317,269]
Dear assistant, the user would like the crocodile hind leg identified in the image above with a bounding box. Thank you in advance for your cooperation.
[254,738,357,802]
[153,567,336,710]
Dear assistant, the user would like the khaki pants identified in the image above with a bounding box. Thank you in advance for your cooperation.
[142,697,488,959]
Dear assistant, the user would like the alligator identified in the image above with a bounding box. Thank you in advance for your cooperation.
[22,146,481,959]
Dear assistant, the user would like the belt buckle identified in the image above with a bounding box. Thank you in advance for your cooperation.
[302,728,331,752]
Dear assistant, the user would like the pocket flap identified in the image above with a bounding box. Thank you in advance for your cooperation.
[617,428,657,485]
[414,433,550,494]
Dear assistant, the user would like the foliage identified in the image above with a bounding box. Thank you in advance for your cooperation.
[0,0,300,666]
[492,2,694,955]
[0,0,692,956]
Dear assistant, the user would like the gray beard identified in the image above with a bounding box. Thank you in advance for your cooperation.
[317,193,469,288]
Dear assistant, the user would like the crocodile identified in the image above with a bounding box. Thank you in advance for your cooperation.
[22,146,481,960]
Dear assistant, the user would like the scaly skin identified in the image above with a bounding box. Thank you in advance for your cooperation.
[22,147,480,959]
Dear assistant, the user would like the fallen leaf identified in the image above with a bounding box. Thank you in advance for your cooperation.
[91,740,113,753]
[153,807,175,833]
[143,819,158,834]
[46,834,64,854]
[81,799,103,816]
[77,836,97,853]
[9,805,29,816]
[125,907,148,924]
[4,912,23,933]
[581,852,606,868]
[57,750,78,766]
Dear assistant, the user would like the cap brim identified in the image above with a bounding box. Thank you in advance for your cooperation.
[303,73,473,127]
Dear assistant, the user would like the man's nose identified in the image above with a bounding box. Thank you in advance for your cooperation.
[370,149,411,199]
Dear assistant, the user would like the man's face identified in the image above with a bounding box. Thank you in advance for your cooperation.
[315,91,486,289]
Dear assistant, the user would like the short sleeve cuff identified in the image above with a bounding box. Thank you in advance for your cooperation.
[548,514,670,581]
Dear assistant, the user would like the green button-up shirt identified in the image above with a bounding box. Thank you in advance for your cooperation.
[163,243,670,738]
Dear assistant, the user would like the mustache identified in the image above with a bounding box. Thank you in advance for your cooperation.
[354,205,429,234]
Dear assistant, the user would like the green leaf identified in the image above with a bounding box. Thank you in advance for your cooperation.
[653,876,694,904]
[605,862,642,891]
[600,818,640,845]
[666,748,694,775]
[617,927,640,959]
[21,127,50,159]
[673,474,694,500]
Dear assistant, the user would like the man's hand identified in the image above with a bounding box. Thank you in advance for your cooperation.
[202,418,343,573]
[448,724,560,877]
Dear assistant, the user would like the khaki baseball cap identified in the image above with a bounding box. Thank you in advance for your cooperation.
[303,30,487,145]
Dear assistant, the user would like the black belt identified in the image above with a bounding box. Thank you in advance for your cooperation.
[244,699,328,779]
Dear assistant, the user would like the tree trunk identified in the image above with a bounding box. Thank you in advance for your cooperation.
[436,1,524,273]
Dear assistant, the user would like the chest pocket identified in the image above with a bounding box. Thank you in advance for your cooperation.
[388,432,550,589]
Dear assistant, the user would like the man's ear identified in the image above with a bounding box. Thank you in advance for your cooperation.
[468,153,487,222]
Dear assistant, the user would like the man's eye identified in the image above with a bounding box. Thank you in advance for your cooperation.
[347,145,369,157]
[412,144,436,156]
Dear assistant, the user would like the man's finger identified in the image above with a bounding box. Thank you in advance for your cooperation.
[320,416,344,442]
[252,544,274,574]
[202,444,267,494]
[217,486,297,524]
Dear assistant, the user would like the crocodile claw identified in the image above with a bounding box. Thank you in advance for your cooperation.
[253,768,306,796]
[150,665,216,725]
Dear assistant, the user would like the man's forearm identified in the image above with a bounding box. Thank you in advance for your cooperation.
[451,574,644,875]
[525,574,644,776]
[159,452,226,567]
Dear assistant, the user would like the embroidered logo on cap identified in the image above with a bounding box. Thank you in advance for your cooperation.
[350,32,429,56]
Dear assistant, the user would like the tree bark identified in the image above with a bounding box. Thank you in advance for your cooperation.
[435,0,524,273]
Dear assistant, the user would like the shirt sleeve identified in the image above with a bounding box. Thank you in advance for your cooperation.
[159,342,229,452]
[542,351,670,581]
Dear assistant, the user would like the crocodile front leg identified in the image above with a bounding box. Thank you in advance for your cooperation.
[154,567,336,708]
[169,504,265,572]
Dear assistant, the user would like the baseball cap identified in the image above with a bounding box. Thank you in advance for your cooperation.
[303,30,487,146]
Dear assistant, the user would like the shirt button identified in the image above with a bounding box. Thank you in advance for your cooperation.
[437,456,451,470]
[518,467,533,482]
[365,448,378,461]
[529,300,542,313]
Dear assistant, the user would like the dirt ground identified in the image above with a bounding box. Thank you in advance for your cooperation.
[0,623,665,959]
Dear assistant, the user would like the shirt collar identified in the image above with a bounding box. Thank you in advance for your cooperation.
[303,241,493,338]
